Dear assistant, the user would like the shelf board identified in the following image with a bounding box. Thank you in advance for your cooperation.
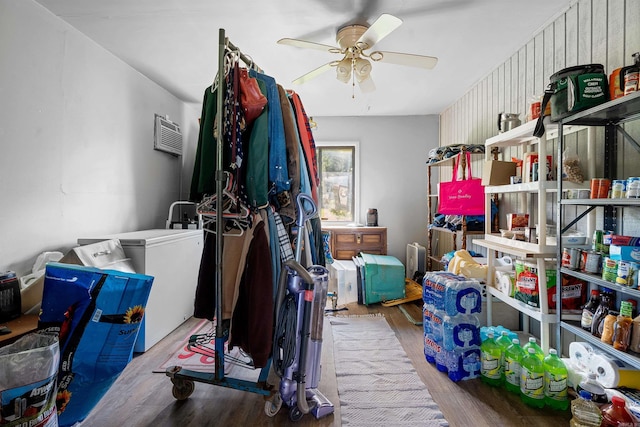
[559,91,640,126]
[485,181,589,194]
[429,226,484,235]
[561,320,640,369]
[561,198,640,207]
[485,119,585,148]
[561,267,640,298]
[485,285,558,323]
[476,236,556,257]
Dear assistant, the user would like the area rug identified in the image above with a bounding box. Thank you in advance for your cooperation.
[330,314,449,426]
[153,319,216,373]
[153,319,259,381]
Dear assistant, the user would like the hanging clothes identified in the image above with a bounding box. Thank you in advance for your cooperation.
[241,78,269,210]
[189,85,220,202]
[250,70,290,198]
[288,89,320,204]
[229,217,273,368]
[193,219,255,321]
[277,84,301,224]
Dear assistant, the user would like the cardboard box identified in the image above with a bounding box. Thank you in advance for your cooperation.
[506,213,529,231]
[609,245,640,262]
[482,160,517,186]
[523,153,553,183]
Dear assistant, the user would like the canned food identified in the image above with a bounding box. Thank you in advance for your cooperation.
[581,251,602,274]
[616,261,639,288]
[612,180,626,198]
[592,230,604,252]
[627,177,640,199]
[602,257,619,282]
[562,247,581,270]
[590,178,611,199]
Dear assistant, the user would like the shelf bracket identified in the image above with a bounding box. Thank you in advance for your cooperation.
[617,125,640,154]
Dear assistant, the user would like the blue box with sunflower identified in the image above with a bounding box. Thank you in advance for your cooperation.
[38,262,153,427]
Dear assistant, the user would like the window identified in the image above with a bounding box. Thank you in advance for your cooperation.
[316,142,359,223]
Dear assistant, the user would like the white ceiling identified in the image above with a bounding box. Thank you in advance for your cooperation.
[34,0,574,117]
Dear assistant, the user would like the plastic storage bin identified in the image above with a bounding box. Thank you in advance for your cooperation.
[357,253,405,304]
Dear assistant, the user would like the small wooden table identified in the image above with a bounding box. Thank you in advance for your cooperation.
[0,314,39,346]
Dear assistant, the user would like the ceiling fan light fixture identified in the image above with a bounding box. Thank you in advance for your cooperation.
[336,57,352,83]
[354,57,372,82]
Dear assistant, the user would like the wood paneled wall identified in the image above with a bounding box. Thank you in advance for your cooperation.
[438,0,640,244]
[441,0,640,148]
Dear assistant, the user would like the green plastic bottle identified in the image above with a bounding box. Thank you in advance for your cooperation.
[543,348,569,410]
[520,347,545,408]
[522,337,544,361]
[495,330,513,380]
[504,338,524,394]
[481,332,503,387]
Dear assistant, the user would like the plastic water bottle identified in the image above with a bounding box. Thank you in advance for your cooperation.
[522,337,544,361]
[495,331,512,378]
[570,390,603,427]
[443,313,481,351]
[520,347,545,408]
[446,346,481,382]
[601,396,638,427]
[444,279,481,315]
[480,332,503,387]
[423,305,437,363]
[543,348,569,410]
[504,338,524,394]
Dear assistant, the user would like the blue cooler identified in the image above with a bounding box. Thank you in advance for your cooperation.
[358,253,405,304]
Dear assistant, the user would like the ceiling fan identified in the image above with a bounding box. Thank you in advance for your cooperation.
[277,13,438,93]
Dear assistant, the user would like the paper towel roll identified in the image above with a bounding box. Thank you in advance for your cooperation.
[590,353,621,388]
[590,353,640,389]
[569,341,595,371]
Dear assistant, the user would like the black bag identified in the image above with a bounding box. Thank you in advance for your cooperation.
[534,64,608,137]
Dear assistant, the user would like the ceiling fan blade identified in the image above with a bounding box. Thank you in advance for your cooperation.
[292,61,335,85]
[371,51,438,69]
[277,38,339,53]
[357,75,376,93]
[357,13,402,49]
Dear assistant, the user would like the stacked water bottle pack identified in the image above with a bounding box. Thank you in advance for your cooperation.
[422,272,482,382]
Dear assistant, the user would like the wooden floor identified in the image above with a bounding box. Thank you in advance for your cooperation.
[82,301,572,427]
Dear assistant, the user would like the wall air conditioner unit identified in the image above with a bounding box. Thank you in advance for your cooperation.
[154,114,182,156]
[406,242,426,280]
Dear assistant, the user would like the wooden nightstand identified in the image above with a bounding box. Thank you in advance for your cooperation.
[323,226,387,260]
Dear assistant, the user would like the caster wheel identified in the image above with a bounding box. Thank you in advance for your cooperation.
[264,392,282,417]
[171,379,194,401]
[289,406,304,422]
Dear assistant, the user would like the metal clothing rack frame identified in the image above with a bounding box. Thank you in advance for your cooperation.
[166,28,274,401]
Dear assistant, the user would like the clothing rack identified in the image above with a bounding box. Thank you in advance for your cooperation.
[166,28,273,400]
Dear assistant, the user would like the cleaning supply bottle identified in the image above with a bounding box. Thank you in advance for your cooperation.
[543,348,568,410]
[520,347,545,408]
[577,373,608,404]
[570,390,603,427]
[613,301,634,351]
[522,337,544,361]
[480,332,503,387]
[601,396,638,426]
[581,289,601,331]
[495,330,513,379]
[504,338,524,394]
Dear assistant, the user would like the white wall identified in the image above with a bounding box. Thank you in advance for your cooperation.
[312,115,439,262]
[0,0,200,275]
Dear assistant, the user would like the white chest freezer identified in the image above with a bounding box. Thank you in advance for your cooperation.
[78,229,203,352]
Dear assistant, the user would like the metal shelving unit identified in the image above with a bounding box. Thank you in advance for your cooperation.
[556,91,640,369]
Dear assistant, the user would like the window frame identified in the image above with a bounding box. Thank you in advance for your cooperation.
[315,141,360,225]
